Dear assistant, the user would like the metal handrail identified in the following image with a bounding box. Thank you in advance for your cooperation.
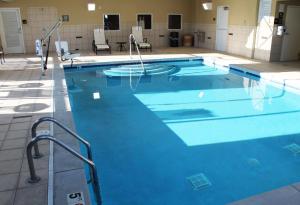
[41,18,62,42]
[31,117,92,161]
[27,134,102,205]
[31,117,93,183]
[129,33,146,75]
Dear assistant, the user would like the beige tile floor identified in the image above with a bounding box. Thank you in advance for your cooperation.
[0,47,300,205]
[0,55,53,205]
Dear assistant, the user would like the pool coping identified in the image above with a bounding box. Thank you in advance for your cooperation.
[54,54,300,205]
[51,57,92,205]
[203,56,300,95]
[65,55,300,94]
[64,56,203,69]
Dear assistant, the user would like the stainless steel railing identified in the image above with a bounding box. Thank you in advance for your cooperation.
[27,134,102,205]
[129,33,146,75]
[31,117,92,161]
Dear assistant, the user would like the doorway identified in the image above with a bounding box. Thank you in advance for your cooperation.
[0,8,25,54]
[215,6,229,52]
[280,6,300,61]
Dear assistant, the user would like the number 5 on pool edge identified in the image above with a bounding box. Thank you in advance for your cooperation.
[67,192,85,205]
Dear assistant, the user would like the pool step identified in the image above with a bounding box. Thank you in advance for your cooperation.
[103,64,178,77]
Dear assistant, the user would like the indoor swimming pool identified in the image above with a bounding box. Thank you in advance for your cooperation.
[64,58,300,205]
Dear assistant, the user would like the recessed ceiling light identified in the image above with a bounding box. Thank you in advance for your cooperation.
[88,3,96,11]
[202,2,213,10]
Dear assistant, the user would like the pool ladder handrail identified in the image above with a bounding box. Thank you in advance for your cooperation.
[129,33,146,75]
[28,117,102,205]
[31,117,94,183]
[31,117,92,162]
[27,134,102,205]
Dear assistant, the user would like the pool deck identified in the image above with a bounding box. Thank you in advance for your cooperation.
[0,47,300,205]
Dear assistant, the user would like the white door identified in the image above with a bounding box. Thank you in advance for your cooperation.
[215,6,229,52]
[0,8,25,53]
[281,6,300,61]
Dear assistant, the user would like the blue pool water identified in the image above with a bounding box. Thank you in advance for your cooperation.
[65,59,300,205]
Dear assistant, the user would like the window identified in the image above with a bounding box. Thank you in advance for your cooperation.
[104,14,120,30]
[168,14,182,30]
[137,14,152,30]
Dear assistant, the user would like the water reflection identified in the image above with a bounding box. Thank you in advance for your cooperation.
[244,78,267,111]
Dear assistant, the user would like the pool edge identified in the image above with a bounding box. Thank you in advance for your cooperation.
[52,57,92,205]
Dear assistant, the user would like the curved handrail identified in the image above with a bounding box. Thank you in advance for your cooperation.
[27,134,102,205]
[31,117,92,161]
[31,117,93,183]
[129,33,146,75]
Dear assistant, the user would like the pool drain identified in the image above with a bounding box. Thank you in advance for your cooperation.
[284,143,300,155]
[187,173,211,191]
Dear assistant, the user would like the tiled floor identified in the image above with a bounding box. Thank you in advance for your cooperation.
[0,48,300,205]
[0,56,52,205]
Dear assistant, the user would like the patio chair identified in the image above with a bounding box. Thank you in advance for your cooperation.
[93,28,111,54]
[132,26,152,52]
[55,41,80,67]
[0,45,5,64]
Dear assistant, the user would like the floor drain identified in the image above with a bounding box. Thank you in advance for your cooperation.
[284,143,300,155]
[187,173,211,191]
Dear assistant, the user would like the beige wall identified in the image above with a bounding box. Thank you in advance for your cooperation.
[193,0,260,58]
[1,0,294,62]
[0,0,195,25]
[0,0,196,52]
[0,0,194,52]
[194,0,259,26]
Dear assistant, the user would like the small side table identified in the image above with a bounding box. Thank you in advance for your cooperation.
[116,42,127,52]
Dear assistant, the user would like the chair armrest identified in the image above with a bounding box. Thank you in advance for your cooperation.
[60,48,65,56]
[92,40,96,51]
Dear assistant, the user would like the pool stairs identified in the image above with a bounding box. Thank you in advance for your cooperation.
[103,63,178,77]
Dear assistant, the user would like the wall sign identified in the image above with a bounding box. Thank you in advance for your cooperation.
[62,15,69,22]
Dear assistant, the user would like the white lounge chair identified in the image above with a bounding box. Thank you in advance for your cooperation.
[132,26,152,52]
[93,28,111,54]
[55,41,80,67]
